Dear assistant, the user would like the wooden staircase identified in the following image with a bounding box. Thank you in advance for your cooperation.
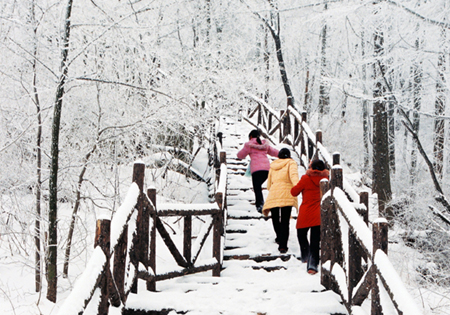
[121,116,347,315]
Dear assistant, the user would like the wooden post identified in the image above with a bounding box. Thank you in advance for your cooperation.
[348,191,370,304]
[268,113,273,131]
[316,130,322,145]
[131,162,146,294]
[372,219,388,315]
[320,184,332,289]
[257,104,262,126]
[112,224,127,306]
[212,213,222,277]
[359,191,369,225]
[215,192,223,211]
[132,162,145,192]
[320,179,329,200]
[147,188,157,292]
[284,111,291,142]
[217,132,223,147]
[219,151,227,214]
[333,152,340,166]
[301,112,307,157]
[327,167,344,294]
[373,219,388,255]
[95,219,111,315]
[220,151,226,165]
[279,110,285,143]
[313,130,322,160]
[330,165,343,190]
[184,215,192,265]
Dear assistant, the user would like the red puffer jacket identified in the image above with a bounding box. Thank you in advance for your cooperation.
[291,169,329,229]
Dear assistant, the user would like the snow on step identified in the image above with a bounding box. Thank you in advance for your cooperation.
[124,258,347,315]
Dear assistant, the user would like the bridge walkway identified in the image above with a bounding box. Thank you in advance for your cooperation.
[123,116,347,315]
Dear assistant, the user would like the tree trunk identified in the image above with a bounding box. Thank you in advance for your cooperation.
[267,26,293,106]
[304,60,311,114]
[47,0,74,302]
[318,2,329,128]
[388,90,396,174]
[361,31,370,177]
[31,0,42,293]
[264,20,270,104]
[63,143,97,277]
[372,29,393,220]
[434,26,446,181]
[411,35,423,186]
[205,0,211,44]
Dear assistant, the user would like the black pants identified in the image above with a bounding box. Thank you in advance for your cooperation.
[251,170,268,210]
[271,206,292,250]
[297,225,320,271]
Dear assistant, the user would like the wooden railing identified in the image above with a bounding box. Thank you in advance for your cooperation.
[243,94,422,315]
[58,133,227,315]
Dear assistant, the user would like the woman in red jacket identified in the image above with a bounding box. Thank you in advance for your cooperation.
[291,159,329,274]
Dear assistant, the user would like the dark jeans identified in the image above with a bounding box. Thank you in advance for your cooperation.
[271,206,292,250]
[251,170,268,210]
[297,225,321,271]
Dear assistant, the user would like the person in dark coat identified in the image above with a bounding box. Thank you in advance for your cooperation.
[291,159,329,274]
[237,130,279,213]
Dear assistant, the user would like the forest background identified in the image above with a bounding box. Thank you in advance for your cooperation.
[1,0,450,313]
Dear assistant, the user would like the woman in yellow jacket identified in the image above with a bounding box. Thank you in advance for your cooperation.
[262,148,299,253]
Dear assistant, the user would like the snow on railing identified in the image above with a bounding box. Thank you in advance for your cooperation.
[246,98,361,202]
[322,168,422,315]
[57,247,107,315]
[110,183,140,249]
[374,250,422,315]
[333,188,372,251]
[60,124,228,314]
[244,95,422,314]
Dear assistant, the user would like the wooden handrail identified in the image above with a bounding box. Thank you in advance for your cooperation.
[59,126,228,314]
[243,95,422,315]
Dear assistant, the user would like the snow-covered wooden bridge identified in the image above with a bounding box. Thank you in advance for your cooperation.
[57,99,422,315]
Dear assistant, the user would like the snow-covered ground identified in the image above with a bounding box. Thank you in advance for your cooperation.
[1,116,450,314]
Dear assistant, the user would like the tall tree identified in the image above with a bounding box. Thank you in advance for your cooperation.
[30,0,43,293]
[361,31,370,178]
[241,0,295,108]
[410,32,423,186]
[318,1,329,128]
[434,26,446,181]
[47,0,74,302]
[372,26,393,220]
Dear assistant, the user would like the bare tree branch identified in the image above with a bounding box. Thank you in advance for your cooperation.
[75,77,194,109]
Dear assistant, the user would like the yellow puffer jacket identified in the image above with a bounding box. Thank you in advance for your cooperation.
[262,158,299,216]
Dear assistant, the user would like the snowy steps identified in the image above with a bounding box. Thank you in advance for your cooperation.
[121,116,347,314]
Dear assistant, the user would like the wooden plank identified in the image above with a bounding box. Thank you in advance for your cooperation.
[95,219,111,314]
[155,216,188,268]
[352,265,375,306]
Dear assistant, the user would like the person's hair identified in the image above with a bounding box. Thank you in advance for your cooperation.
[311,159,325,171]
[278,148,291,159]
[248,129,262,144]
